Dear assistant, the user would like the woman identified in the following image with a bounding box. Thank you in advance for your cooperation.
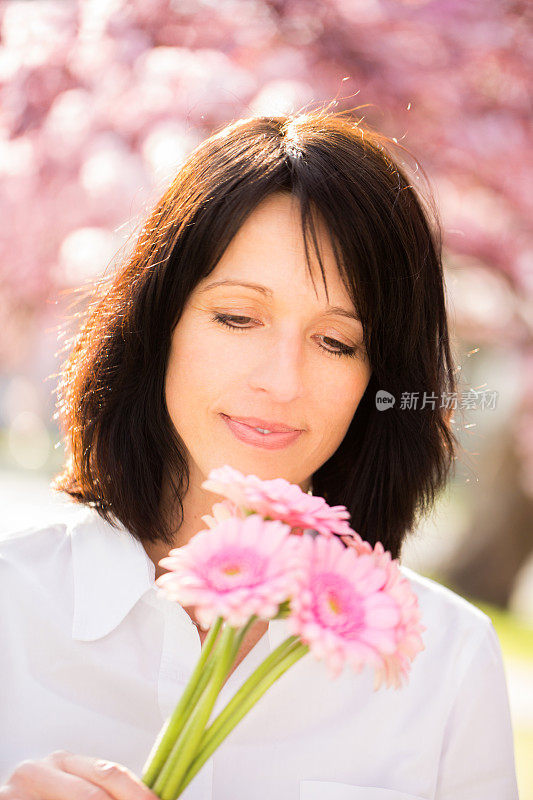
[0,110,519,799]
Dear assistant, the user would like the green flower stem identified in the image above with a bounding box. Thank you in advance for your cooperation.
[155,624,237,800]
[152,622,232,797]
[229,615,257,664]
[199,635,300,755]
[176,614,255,729]
[141,616,223,789]
[162,651,217,754]
[176,640,309,797]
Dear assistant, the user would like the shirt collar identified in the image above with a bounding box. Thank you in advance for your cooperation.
[69,506,289,650]
[70,507,155,641]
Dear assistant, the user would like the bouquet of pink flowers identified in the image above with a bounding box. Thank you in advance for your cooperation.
[141,466,425,799]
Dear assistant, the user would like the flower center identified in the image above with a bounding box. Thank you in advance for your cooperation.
[223,564,242,575]
[327,592,341,615]
[205,546,265,591]
[312,572,365,635]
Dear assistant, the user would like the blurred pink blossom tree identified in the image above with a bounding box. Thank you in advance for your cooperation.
[1,0,531,600]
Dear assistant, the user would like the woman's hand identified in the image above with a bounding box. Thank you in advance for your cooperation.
[0,750,158,800]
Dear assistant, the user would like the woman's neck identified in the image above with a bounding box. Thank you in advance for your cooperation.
[146,467,313,580]
[143,468,310,663]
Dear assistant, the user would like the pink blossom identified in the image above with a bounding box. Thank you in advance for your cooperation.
[338,532,374,556]
[367,543,426,691]
[200,499,240,530]
[286,534,424,686]
[155,514,302,629]
[202,465,358,539]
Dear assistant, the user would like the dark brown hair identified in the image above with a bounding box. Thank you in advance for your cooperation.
[52,107,459,560]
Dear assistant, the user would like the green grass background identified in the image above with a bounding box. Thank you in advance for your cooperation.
[476,599,533,800]
[431,575,533,799]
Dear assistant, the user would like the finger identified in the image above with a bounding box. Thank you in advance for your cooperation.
[50,751,157,800]
[6,757,115,800]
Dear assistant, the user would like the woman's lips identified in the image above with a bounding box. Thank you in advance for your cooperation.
[220,414,303,450]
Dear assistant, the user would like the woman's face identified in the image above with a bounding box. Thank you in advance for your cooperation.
[165,192,372,493]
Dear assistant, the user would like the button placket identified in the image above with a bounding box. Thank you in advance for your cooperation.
[156,596,202,717]
[150,593,214,798]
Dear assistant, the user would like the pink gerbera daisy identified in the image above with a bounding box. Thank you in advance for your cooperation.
[202,465,360,541]
[286,534,421,684]
[155,514,303,630]
[366,543,426,690]
[200,500,242,530]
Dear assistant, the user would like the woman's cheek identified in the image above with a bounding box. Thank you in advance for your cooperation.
[323,365,370,422]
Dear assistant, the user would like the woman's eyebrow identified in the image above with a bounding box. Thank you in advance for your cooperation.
[200,278,272,296]
[199,279,361,322]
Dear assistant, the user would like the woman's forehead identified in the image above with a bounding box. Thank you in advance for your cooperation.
[200,194,352,298]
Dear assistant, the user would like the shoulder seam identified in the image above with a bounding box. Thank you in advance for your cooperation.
[400,567,492,624]
[0,521,69,546]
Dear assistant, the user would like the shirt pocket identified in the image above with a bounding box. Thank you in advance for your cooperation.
[299,781,426,800]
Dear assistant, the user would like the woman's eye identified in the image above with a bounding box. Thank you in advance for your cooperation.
[320,336,359,359]
[212,313,252,330]
[211,313,360,360]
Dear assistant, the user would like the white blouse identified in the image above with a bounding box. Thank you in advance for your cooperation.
[0,506,519,799]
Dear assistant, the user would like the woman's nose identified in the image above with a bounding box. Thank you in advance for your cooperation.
[247,331,306,403]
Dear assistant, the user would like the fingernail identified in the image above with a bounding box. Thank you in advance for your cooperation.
[95,759,115,773]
